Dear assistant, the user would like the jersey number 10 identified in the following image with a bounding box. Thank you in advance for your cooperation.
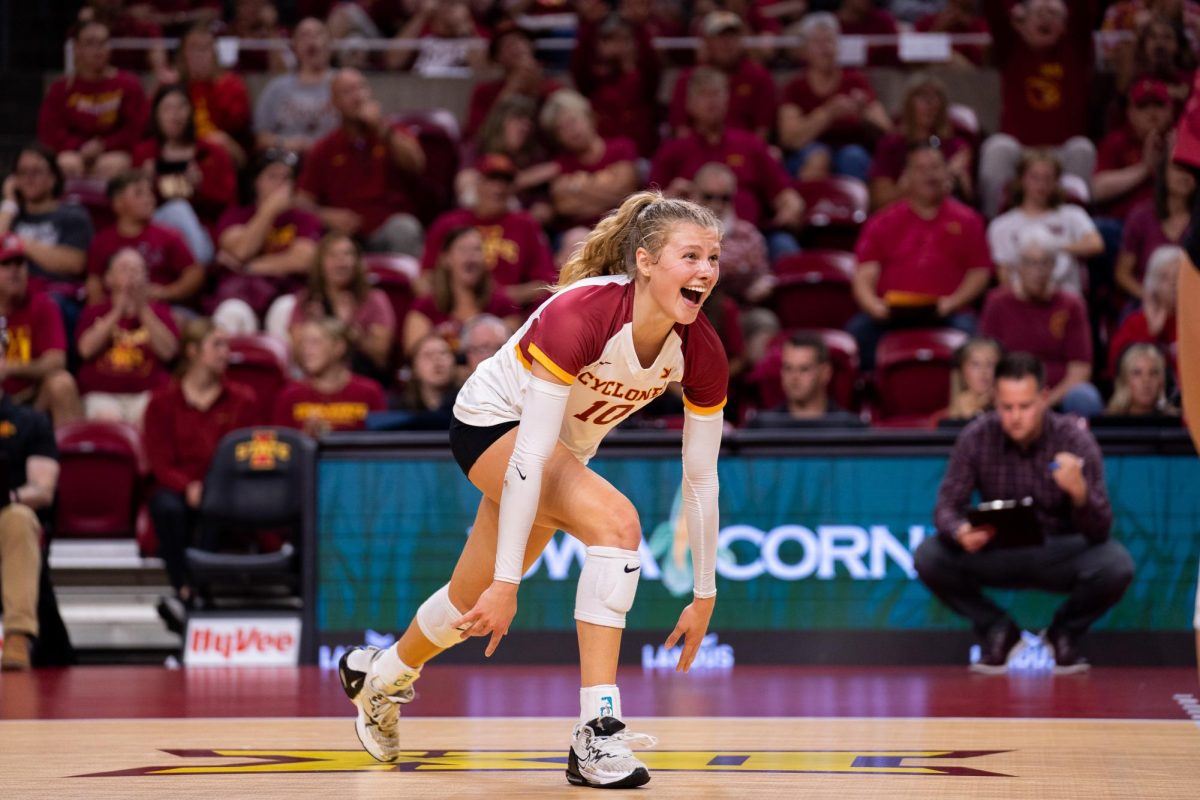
[573,400,636,425]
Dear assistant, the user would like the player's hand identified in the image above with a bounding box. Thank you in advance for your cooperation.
[955,521,994,553]
[664,595,715,673]
[452,580,518,658]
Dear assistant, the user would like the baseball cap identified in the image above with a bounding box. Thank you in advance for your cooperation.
[703,11,744,37]
[1130,78,1170,107]
[0,234,25,264]
[476,153,517,179]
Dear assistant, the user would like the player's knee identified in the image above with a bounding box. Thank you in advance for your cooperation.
[574,546,641,629]
[415,583,466,649]
[585,501,641,552]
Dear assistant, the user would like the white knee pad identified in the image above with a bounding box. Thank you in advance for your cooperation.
[575,546,641,629]
[416,583,466,650]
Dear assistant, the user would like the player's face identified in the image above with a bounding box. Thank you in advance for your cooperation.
[642,222,720,325]
[995,376,1047,446]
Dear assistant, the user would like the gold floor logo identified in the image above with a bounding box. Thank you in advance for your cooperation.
[81,749,1009,778]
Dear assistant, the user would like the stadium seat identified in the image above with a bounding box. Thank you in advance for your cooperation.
[227,334,289,419]
[769,250,858,331]
[184,427,316,601]
[394,110,462,226]
[795,177,869,250]
[54,420,148,538]
[745,328,862,415]
[364,252,417,332]
[872,328,969,424]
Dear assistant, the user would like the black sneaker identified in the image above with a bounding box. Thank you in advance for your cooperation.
[1043,628,1090,675]
[970,618,1022,674]
[156,595,189,636]
[566,716,656,789]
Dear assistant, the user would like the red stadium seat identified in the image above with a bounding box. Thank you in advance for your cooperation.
[364,252,417,332]
[54,420,148,538]
[769,250,858,331]
[227,334,290,419]
[745,328,861,415]
[795,177,869,250]
[872,328,969,425]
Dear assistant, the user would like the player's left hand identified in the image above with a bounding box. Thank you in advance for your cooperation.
[452,580,518,658]
[664,595,715,673]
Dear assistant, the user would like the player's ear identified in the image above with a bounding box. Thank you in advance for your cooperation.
[634,247,653,279]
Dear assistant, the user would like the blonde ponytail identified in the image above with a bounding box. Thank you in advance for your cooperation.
[555,191,721,289]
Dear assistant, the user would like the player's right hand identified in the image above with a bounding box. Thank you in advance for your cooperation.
[452,580,518,658]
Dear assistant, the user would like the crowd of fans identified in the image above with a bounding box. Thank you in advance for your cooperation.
[0,0,1193,449]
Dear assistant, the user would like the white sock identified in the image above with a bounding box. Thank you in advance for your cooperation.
[370,646,421,691]
[580,684,622,722]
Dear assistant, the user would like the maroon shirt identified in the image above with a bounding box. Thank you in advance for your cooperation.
[839,9,901,66]
[668,59,778,135]
[979,287,1093,387]
[87,223,196,287]
[985,0,1096,146]
[421,208,556,290]
[297,123,419,235]
[271,374,385,432]
[934,410,1112,543]
[464,77,564,141]
[37,71,148,154]
[1120,199,1190,283]
[870,132,970,182]
[1094,125,1154,220]
[650,130,791,226]
[1,292,67,396]
[75,301,179,394]
[215,205,323,257]
[409,292,520,348]
[554,136,638,177]
[571,19,661,158]
[780,69,880,149]
[142,379,259,493]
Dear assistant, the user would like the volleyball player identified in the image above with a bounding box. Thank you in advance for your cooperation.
[337,191,728,788]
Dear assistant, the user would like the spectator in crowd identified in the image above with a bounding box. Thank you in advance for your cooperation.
[386,332,460,430]
[127,0,221,35]
[85,171,205,308]
[155,24,252,168]
[653,68,804,260]
[1092,79,1175,228]
[253,18,340,156]
[38,21,148,180]
[458,312,508,379]
[0,235,82,428]
[0,143,94,320]
[778,13,892,182]
[76,0,167,73]
[668,12,776,140]
[0,374,59,671]
[297,68,426,257]
[870,74,973,211]
[75,247,179,424]
[464,23,562,142]
[1106,342,1178,416]
[144,318,258,632]
[1115,158,1195,300]
[540,89,640,231]
[273,317,385,435]
[210,150,321,336]
[403,226,519,356]
[741,306,783,371]
[987,149,1103,294]
[914,0,991,67]
[1108,244,1181,375]
[943,336,1003,422]
[690,162,771,306]
[979,225,1103,416]
[423,154,555,310]
[748,331,859,426]
[837,0,902,65]
[849,143,992,371]
[133,84,239,232]
[572,10,662,159]
[387,0,488,75]
[1104,3,1200,92]
[978,0,1101,219]
[458,95,555,217]
[916,352,1133,673]
[1113,14,1197,102]
[224,0,289,73]
[288,233,396,379]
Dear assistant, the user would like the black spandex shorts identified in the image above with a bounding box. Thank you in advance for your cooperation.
[449,417,520,477]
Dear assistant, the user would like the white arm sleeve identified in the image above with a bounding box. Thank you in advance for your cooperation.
[681,408,723,598]
[493,375,572,584]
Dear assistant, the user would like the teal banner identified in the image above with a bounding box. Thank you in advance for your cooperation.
[316,453,1200,637]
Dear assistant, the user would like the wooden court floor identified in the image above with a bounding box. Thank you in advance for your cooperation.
[2,666,1200,799]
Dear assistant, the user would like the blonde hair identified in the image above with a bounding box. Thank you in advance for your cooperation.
[555,191,721,288]
[1107,343,1173,415]
[947,337,1002,419]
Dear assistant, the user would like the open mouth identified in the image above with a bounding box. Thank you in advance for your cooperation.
[680,287,704,306]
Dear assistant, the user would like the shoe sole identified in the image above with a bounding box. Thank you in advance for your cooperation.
[339,648,399,764]
[566,746,651,789]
